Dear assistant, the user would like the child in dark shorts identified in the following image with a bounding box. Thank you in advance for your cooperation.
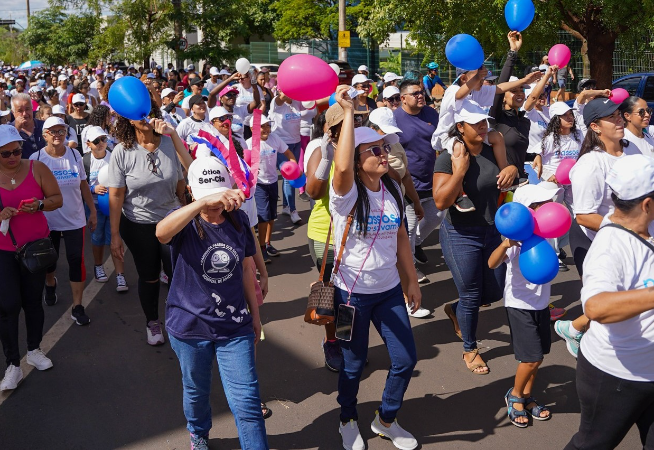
[488,183,561,428]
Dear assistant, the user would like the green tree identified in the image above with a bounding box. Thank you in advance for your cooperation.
[358,0,654,88]
[0,28,29,66]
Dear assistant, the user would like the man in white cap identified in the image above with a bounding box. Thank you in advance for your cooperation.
[55,75,70,99]
[357,64,379,100]
[67,93,90,152]
[376,72,403,106]
[160,88,186,127]
[206,67,221,93]
[381,86,401,111]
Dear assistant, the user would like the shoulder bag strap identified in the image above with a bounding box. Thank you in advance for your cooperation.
[331,204,357,282]
[0,193,18,249]
[317,222,332,282]
[602,222,654,253]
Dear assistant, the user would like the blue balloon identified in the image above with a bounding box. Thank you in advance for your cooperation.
[519,234,559,284]
[108,76,152,120]
[97,192,110,216]
[328,92,337,106]
[494,202,535,241]
[505,0,535,32]
[445,34,484,71]
[288,173,306,188]
[524,163,540,185]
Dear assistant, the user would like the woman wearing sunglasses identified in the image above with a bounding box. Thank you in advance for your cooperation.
[0,125,62,391]
[66,93,90,154]
[620,96,654,157]
[381,86,402,111]
[107,100,187,346]
[80,105,114,154]
[29,117,97,326]
[330,85,420,450]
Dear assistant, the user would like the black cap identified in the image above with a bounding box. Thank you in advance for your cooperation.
[189,77,203,87]
[583,97,620,127]
[188,94,205,109]
[577,78,596,92]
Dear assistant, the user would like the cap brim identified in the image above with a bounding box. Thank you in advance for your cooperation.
[378,125,403,134]
[190,185,229,200]
[454,113,493,124]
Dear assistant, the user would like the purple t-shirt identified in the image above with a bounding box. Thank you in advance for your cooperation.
[393,106,439,193]
[166,210,257,341]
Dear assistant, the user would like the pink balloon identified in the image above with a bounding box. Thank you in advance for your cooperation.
[548,44,571,68]
[555,158,576,185]
[610,88,630,104]
[280,161,301,180]
[277,55,339,102]
[529,207,541,236]
[533,202,572,239]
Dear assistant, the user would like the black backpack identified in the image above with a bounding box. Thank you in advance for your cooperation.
[83,150,111,180]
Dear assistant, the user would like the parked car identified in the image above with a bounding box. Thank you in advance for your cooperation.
[327,60,355,86]
[566,73,654,108]
[251,63,280,76]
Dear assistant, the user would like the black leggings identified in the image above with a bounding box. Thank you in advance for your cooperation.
[48,228,86,282]
[119,215,172,322]
[0,250,46,367]
[569,218,592,277]
[564,349,654,449]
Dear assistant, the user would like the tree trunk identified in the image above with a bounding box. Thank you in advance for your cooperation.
[586,29,616,89]
[561,23,590,79]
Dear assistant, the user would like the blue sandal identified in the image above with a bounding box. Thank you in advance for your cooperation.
[504,389,529,428]
[525,396,551,421]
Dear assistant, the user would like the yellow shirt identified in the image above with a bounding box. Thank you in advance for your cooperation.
[307,164,334,244]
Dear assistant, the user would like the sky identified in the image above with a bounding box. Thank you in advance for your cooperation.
[1,0,72,29]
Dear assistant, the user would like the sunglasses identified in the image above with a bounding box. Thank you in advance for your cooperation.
[386,95,401,103]
[634,108,653,118]
[146,152,158,174]
[0,148,22,158]
[359,143,391,157]
[215,115,233,122]
[224,92,238,98]
[405,90,425,98]
[92,136,107,145]
[357,83,371,90]
[73,102,85,107]
[46,129,67,136]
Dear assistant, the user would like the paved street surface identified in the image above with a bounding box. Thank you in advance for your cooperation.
[0,189,640,450]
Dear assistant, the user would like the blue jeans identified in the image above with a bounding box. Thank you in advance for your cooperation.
[277,141,301,211]
[335,283,417,423]
[440,220,506,352]
[85,204,111,246]
[169,333,269,449]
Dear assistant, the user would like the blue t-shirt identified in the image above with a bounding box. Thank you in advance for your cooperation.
[12,119,46,159]
[423,75,446,93]
[393,106,439,193]
[166,210,257,341]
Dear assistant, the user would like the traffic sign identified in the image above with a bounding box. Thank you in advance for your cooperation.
[178,37,188,51]
[338,31,350,48]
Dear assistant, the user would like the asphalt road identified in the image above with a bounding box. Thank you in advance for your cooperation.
[0,191,640,450]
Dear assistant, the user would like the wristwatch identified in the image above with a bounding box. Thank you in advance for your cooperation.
[37,200,44,211]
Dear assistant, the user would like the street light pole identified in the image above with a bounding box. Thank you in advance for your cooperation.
[26,0,30,27]
[338,0,347,61]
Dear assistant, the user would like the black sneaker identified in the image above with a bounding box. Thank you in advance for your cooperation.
[558,249,567,260]
[71,305,90,326]
[266,243,280,257]
[260,247,271,264]
[414,244,429,264]
[559,259,569,272]
[322,339,342,372]
[454,195,476,213]
[44,278,58,306]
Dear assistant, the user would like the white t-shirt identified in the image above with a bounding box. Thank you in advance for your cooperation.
[246,132,288,185]
[270,99,302,144]
[303,138,322,173]
[503,244,551,311]
[329,181,402,295]
[194,125,248,159]
[176,116,208,145]
[230,104,249,137]
[205,78,220,94]
[235,84,263,108]
[161,107,186,128]
[624,128,654,157]
[432,84,496,150]
[88,151,111,203]
[525,107,550,153]
[30,148,87,231]
[300,107,317,137]
[580,224,654,382]
[56,85,71,99]
[572,99,588,135]
[536,132,583,180]
[570,146,640,240]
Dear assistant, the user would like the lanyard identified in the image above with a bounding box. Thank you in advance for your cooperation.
[338,183,385,302]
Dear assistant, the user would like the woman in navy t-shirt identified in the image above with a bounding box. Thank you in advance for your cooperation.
[156,157,268,450]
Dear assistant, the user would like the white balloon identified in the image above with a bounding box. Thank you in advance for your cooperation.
[97,165,110,187]
[329,63,341,75]
[235,58,251,75]
[301,100,316,109]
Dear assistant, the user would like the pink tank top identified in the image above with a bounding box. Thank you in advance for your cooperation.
[0,161,50,251]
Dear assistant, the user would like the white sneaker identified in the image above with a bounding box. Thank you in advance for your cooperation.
[290,210,302,224]
[94,265,108,283]
[416,268,429,284]
[116,273,129,292]
[146,320,165,346]
[26,349,53,370]
[406,304,431,318]
[339,420,365,450]
[281,206,291,216]
[0,365,23,391]
[371,412,418,450]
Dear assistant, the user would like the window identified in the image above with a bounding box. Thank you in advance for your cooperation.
[642,77,654,103]
[612,76,642,97]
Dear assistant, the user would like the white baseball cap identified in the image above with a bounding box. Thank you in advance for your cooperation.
[115,73,124,79]
[160,88,176,99]
[245,114,276,131]
[187,64,195,71]
[208,106,232,122]
[43,116,68,130]
[219,69,230,76]
[383,72,403,83]
[382,86,400,99]
[29,86,42,93]
[51,104,66,115]
[354,127,388,149]
[71,93,86,104]
[146,73,156,79]
[0,110,10,118]
[509,76,531,89]
[549,101,573,118]
[57,75,68,82]
[513,183,562,207]
[188,156,232,200]
[369,107,402,134]
[85,126,107,143]
[128,64,135,69]
[0,124,24,147]
[607,154,654,201]
[351,74,372,86]
[454,99,493,124]
[209,67,220,76]
[358,65,369,73]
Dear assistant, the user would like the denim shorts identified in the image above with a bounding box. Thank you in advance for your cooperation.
[85,203,111,246]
